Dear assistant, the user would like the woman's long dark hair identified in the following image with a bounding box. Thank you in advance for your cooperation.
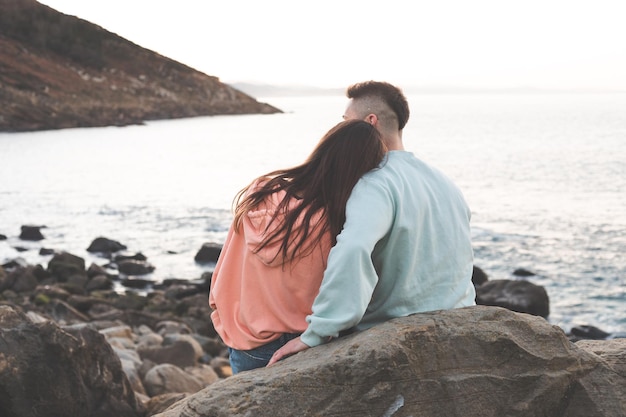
[233,119,386,265]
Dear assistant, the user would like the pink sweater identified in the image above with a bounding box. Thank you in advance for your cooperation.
[209,187,331,350]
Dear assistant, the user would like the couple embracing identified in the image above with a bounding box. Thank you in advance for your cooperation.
[209,81,476,374]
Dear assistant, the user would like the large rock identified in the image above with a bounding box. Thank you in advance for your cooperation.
[2,265,40,293]
[117,259,156,276]
[194,242,222,264]
[155,306,625,417]
[87,237,128,254]
[18,225,45,241]
[0,306,141,417]
[143,364,205,397]
[47,251,86,281]
[576,338,626,376]
[138,340,198,369]
[475,278,550,318]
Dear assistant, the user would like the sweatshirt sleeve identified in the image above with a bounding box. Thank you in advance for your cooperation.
[300,177,393,347]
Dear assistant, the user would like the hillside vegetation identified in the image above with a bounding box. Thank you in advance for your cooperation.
[0,0,281,132]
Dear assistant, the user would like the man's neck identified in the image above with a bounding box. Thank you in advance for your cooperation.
[383,135,404,151]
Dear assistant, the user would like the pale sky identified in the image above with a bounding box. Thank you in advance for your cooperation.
[38,0,626,91]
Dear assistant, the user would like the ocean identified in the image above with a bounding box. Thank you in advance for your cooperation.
[1,92,625,336]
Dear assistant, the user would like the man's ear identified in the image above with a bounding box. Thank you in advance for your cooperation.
[366,113,378,126]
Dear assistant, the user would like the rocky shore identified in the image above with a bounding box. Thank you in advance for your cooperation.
[1,227,623,416]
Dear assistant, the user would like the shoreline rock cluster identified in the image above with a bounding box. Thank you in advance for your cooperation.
[1,228,623,416]
[1,235,230,416]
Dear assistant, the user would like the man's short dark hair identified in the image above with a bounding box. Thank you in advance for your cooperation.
[347,81,410,130]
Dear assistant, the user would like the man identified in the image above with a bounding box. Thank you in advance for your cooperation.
[268,81,476,365]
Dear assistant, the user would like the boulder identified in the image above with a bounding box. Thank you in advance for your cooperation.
[143,393,189,417]
[39,247,56,255]
[47,251,86,282]
[154,306,625,417]
[475,278,550,318]
[19,225,45,241]
[86,274,114,292]
[576,338,626,376]
[2,265,40,293]
[194,242,222,263]
[471,265,489,286]
[7,265,39,293]
[0,305,140,417]
[114,252,148,263]
[569,324,612,341]
[87,237,127,254]
[117,260,156,276]
[138,340,198,368]
[513,267,536,277]
[143,364,205,397]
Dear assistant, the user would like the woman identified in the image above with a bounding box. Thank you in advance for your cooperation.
[209,119,386,373]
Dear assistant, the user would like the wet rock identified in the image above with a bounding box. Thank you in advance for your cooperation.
[115,252,148,263]
[87,262,110,278]
[569,324,612,341]
[39,247,56,255]
[1,258,29,270]
[19,225,45,241]
[121,277,153,289]
[513,267,537,277]
[7,265,39,293]
[87,237,128,254]
[86,274,114,291]
[194,242,222,263]
[471,265,489,286]
[47,251,86,282]
[475,278,550,318]
[118,259,155,276]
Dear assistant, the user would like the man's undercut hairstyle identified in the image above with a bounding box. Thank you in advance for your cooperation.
[346,81,410,130]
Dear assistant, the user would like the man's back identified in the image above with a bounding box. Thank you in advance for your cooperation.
[300,151,476,347]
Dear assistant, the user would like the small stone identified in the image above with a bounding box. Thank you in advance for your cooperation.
[194,242,222,263]
[19,225,45,241]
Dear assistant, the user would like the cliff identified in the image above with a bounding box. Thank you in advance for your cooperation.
[0,0,282,133]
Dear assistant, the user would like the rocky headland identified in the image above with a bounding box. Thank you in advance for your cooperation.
[0,0,281,132]
[1,226,624,416]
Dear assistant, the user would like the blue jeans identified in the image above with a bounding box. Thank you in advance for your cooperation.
[228,333,300,374]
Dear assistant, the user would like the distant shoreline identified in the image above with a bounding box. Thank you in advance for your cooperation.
[230,82,626,98]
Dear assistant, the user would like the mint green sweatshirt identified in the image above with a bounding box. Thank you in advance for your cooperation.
[301,151,476,347]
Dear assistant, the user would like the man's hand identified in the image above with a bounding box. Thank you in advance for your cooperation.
[267,336,310,366]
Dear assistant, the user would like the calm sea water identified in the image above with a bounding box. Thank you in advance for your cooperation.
[1,93,625,335]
